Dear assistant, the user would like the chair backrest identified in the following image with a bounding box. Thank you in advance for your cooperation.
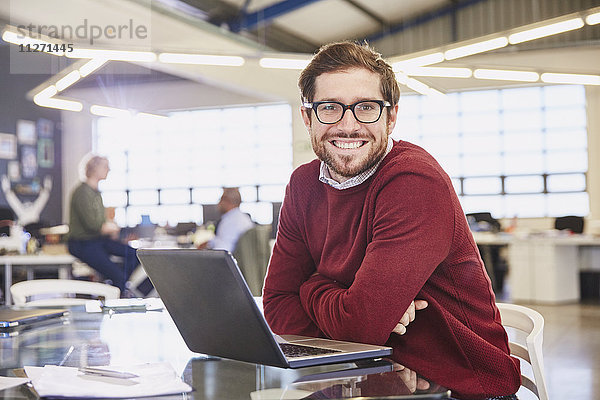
[497,303,549,400]
[233,224,272,296]
[554,215,584,234]
[10,279,120,307]
[466,212,501,232]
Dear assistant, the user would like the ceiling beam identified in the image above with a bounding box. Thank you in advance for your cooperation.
[366,0,490,42]
[341,0,387,28]
[229,0,324,32]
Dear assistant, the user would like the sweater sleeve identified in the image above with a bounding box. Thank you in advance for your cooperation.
[299,164,455,345]
[263,181,324,338]
[71,186,105,234]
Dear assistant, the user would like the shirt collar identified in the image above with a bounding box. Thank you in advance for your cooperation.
[319,137,393,190]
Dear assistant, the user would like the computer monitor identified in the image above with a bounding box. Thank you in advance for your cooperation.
[202,204,221,225]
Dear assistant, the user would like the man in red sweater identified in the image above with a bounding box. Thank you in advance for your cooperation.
[262,41,521,400]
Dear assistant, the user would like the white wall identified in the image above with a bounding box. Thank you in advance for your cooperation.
[586,86,600,234]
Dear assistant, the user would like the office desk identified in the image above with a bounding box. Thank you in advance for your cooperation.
[0,308,449,399]
[0,254,76,305]
[472,232,600,303]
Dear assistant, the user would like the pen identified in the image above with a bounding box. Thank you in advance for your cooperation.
[78,366,139,379]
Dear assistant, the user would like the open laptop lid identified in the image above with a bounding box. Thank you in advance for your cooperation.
[138,249,391,368]
[138,248,290,367]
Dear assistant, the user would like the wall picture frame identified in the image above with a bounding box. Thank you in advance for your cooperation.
[38,138,55,168]
[0,133,17,159]
[16,119,37,145]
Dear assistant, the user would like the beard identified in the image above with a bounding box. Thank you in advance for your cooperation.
[311,128,389,180]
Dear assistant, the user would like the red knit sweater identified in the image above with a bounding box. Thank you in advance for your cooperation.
[263,140,521,399]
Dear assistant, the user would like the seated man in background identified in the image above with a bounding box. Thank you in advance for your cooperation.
[67,155,152,296]
[200,187,254,252]
[262,41,521,400]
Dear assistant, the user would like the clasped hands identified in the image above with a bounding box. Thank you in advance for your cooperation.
[392,299,428,335]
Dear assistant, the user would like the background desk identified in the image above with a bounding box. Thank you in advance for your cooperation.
[472,233,600,303]
[0,254,75,305]
[0,308,449,399]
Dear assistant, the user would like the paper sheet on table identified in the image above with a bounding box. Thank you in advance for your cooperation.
[24,362,192,398]
[84,297,164,313]
[0,376,30,391]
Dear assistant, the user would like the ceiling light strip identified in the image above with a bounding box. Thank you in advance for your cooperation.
[404,67,472,78]
[90,105,132,118]
[586,12,600,25]
[392,52,445,70]
[79,58,108,77]
[33,86,58,101]
[34,97,83,112]
[67,49,157,62]
[259,58,310,69]
[159,53,244,66]
[444,37,508,60]
[473,69,539,82]
[541,73,600,85]
[508,18,584,44]
[55,70,81,91]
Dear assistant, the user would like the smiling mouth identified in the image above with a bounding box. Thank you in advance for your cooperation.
[331,140,367,149]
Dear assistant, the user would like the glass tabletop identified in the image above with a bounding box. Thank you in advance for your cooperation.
[0,307,450,399]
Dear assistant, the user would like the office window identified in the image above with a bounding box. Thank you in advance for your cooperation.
[393,85,588,218]
[95,104,293,226]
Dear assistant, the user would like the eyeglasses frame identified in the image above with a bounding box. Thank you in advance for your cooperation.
[303,100,392,124]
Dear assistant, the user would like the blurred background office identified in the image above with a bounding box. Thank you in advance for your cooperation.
[1,1,600,398]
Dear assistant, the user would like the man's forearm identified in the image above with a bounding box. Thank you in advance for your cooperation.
[263,288,324,337]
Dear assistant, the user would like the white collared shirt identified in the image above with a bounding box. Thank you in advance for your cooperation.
[208,207,254,252]
[319,137,393,190]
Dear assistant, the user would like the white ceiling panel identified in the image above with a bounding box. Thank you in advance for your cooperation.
[275,0,380,43]
[354,0,450,24]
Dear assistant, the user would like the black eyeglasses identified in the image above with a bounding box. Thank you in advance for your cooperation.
[303,100,391,124]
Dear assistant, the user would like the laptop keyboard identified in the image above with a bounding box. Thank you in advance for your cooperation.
[279,343,342,358]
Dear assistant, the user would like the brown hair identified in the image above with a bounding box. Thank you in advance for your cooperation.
[299,41,400,114]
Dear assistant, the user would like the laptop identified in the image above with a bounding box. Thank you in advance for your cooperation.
[0,308,69,337]
[137,248,392,368]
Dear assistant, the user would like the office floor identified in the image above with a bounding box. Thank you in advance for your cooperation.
[510,302,600,400]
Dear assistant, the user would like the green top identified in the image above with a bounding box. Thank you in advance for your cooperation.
[68,182,106,240]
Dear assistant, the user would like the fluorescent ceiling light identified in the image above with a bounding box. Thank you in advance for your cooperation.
[474,69,539,82]
[67,49,156,62]
[405,67,472,78]
[34,85,58,101]
[508,18,584,44]
[395,72,409,85]
[159,53,244,66]
[90,105,132,118]
[55,70,81,91]
[392,52,444,70]
[136,112,169,119]
[396,74,444,96]
[79,58,108,77]
[405,77,435,96]
[586,12,600,25]
[444,37,508,60]
[541,73,600,85]
[34,97,83,112]
[259,57,309,69]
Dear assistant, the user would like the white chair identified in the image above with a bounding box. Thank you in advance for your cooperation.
[497,303,549,400]
[10,279,120,307]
